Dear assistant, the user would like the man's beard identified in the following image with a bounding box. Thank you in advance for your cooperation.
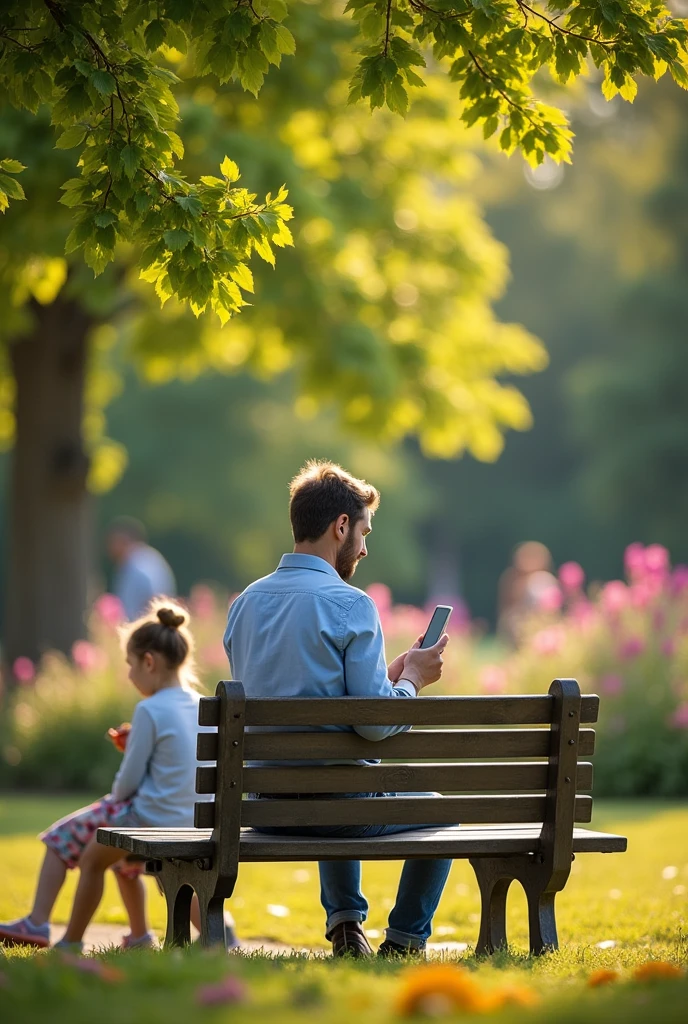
[336,532,361,581]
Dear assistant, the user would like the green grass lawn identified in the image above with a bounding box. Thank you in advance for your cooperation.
[0,796,686,1023]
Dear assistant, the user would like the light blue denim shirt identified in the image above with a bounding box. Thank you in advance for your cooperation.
[223,553,416,764]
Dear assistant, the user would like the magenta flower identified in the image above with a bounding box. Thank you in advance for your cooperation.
[672,565,688,594]
[12,657,35,684]
[196,976,247,1007]
[601,674,624,696]
[644,543,670,575]
[537,585,563,612]
[559,561,585,592]
[629,581,655,609]
[670,703,688,730]
[624,542,646,580]
[601,581,628,614]
[571,598,595,628]
[367,583,392,615]
[71,640,107,674]
[479,665,508,694]
[93,593,124,627]
[619,636,645,660]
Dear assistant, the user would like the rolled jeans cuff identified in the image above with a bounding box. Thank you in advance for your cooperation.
[325,910,366,937]
[385,926,426,949]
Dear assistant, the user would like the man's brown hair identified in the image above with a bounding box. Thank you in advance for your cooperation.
[289,460,380,543]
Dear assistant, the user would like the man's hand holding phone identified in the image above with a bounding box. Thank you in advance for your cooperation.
[388,604,451,692]
[399,634,449,692]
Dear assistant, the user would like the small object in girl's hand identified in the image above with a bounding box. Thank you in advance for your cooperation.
[107,723,131,752]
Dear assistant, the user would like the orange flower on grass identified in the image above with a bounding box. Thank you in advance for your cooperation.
[394,965,490,1017]
[587,969,620,988]
[632,961,684,982]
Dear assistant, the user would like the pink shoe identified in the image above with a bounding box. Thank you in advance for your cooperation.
[0,916,50,948]
[121,932,155,950]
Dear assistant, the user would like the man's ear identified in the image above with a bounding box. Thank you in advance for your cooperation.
[335,513,349,539]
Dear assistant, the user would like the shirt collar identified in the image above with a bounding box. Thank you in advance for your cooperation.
[277,553,341,579]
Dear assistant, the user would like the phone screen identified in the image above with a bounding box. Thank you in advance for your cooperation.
[419,605,453,649]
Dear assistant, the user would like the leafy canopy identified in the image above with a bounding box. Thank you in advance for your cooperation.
[0,0,296,324]
[346,0,688,165]
[1,0,687,321]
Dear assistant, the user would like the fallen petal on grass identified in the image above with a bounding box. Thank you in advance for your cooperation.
[196,975,248,1007]
[588,969,620,987]
[632,961,684,982]
[595,940,617,949]
[59,953,125,983]
[266,904,290,918]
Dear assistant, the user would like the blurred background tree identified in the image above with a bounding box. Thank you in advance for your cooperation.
[2,0,688,668]
[0,0,558,668]
[80,77,688,622]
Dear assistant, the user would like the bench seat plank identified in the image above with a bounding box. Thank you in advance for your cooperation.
[98,824,626,863]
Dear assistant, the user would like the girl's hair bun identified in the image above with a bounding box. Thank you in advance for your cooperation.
[157,607,185,629]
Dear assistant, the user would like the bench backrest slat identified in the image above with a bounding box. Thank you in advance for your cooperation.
[198,693,600,728]
[197,727,596,762]
[196,761,594,795]
[195,793,593,829]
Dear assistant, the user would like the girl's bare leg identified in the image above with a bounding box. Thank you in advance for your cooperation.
[62,837,124,943]
[29,847,68,926]
[114,871,149,939]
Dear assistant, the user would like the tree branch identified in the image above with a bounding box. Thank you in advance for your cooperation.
[468,49,538,126]
[384,0,393,57]
[407,0,472,21]
[0,31,38,52]
[516,2,619,47]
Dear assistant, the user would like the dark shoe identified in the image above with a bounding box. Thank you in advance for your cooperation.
[329,921,373,958]
[378,938,426,958]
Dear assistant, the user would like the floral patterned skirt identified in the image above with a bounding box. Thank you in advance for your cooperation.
[40,795,145,878]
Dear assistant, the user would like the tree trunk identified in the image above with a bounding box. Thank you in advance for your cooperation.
[3,296,92,677]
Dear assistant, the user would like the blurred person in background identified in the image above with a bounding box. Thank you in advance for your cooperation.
[497,541,558,646]
[107,517,176,621]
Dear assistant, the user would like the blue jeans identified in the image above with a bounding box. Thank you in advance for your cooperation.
[250,792,453,948]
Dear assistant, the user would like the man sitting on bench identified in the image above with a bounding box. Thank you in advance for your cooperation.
[223,460,450,958]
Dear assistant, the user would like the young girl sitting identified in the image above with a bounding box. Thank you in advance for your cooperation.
[0,601,237,952]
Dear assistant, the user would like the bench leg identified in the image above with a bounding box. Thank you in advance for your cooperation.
[471,859,512,956]
[165,882,193,948]
[197,895,227,948]
[523,884,558,955]
[471,856,560,957]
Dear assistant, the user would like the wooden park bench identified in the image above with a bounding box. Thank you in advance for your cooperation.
[98,678,627,955]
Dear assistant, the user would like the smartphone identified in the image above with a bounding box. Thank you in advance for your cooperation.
[419,605,453,648]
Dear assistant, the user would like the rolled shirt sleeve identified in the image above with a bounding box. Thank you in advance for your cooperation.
[343,593,416,741]
[111,703,156,801]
